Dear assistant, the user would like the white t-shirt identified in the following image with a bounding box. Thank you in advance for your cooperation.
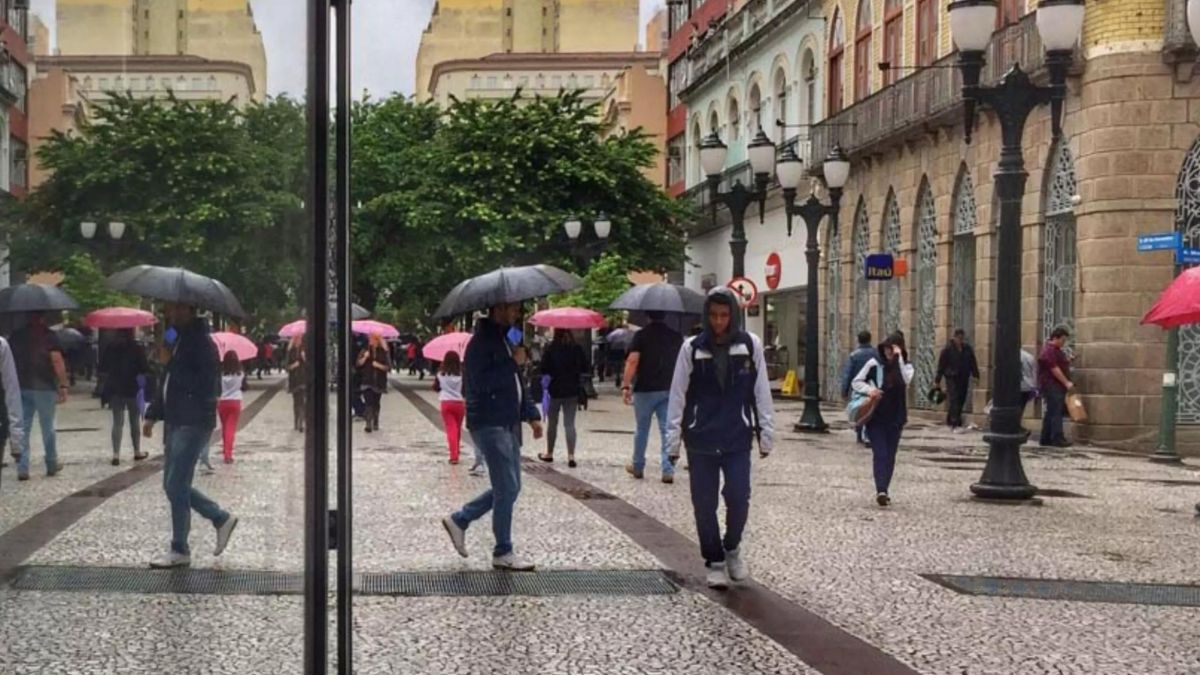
[220,374,245,401]
[437,374,463,403]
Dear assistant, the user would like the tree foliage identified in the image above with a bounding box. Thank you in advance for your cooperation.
[552,253,631,320]
[58,252,138,313]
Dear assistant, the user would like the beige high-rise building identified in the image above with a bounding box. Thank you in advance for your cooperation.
[416,0,639,100]
[55,0,267,101]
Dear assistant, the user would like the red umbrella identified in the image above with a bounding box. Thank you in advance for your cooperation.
[84,307,157,329]
[351,320,400,339]
[423,332,471,362]
[1141,267,1200,328]
[529,307,607,330]
[279,319,306,338]
[211,332,258,361]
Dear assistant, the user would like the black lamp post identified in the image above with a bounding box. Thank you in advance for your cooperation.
[699,127,777,278]
[949,0,1085,500]
[564,213,612,267]
[777,143,851,433]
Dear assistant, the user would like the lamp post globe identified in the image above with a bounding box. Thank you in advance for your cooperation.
[593,213,612,240]
[564,216,582,240]
[822,144,851,190]
[80,221,97,239]
[1036,0,1086,51]
[775,143,805,191]
[746,127,776,178]
[109,221,126,240]
[1190,0,1200,47]
[948,0,998,52]
[699,132,728,178]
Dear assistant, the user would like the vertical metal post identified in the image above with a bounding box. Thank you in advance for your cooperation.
[333,0,355,670]
[305,0,330,671]
[1151,273,1182,463]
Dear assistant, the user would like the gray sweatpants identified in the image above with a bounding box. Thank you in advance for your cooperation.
[546,397,578,455]
[110,396,141,457]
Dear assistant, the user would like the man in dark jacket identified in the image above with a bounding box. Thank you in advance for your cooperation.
[665,288,775,590]
[841,331,875,445]
[442,301,543,571]
[143,303,238,568]
[934,328,981,432]
[100,329,150,465]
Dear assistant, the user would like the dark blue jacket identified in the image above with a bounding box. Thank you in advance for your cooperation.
[146,317,219,429]
[464,317,540,431]
[841,345,878,399]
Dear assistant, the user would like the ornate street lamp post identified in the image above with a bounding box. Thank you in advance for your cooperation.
[564,213,612,267]
[699,127,776,278]
[949,0,1085,500]
[776,143,851,433]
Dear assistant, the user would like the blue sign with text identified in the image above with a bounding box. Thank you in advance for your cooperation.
[1177,248,1200,265]
[865,253,895,280]
[1137,233,1181,252]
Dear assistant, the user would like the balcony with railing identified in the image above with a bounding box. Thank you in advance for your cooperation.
[680,0,812,97]
[809,12,1067,164]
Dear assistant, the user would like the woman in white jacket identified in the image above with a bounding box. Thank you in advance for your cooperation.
[851,335,913,506]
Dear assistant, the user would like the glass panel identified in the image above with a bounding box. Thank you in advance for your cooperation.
[1043,142,1078,341]
[912,180,937,409]
[824,222,842,401]
[880,189,901,335]
[1176,137,1200,423]
[853,197,871,339]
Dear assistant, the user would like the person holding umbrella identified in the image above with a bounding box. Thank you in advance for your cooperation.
[99,328,150,465]
[356,332,392,433]
[287,335,307,432]
[11,313,70,480]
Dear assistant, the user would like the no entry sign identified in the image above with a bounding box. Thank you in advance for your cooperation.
[765,252,782,290]
[727,276,759,309]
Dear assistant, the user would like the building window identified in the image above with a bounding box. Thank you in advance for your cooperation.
[10,137,25,189]
[487,75,498,89]
[582,74,594,87]
[8,62,25,112]
[854,0,872,101]
[99,77,110,91]
[551,75,562,88]
[998,0,1022,28]
[801,49,817,124]
[773,68,787,131]
[828,9,845,114]
[747,82,762,135]
[518,75,529,88]
[916,0,937,67]
[708,109,720,135]
[505,7,511,15]
[668,134,685,185]
[882,0,902,86]
[727,97,740,141]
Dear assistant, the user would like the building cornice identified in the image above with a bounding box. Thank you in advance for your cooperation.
[429,51,660,93]
[34,54,257,96]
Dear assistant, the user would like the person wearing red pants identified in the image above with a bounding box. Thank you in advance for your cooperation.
[435,351,465,464]
[217,351,247,464]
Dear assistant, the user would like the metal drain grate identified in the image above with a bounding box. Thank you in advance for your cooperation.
[923,574,1200,607]
[9,566,677,598]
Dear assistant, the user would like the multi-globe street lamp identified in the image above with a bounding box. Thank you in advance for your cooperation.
[948,0,1085,500]
[80,220,126,240]
[698,126,777,278]
[563,213,612,266]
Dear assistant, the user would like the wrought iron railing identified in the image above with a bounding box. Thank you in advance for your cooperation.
[811,12,1051,162]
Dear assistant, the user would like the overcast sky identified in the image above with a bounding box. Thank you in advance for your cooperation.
[30,0,664,99]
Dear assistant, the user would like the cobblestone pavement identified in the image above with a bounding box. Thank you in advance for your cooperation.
[1,373,1198,674]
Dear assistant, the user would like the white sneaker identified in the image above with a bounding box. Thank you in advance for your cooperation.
[468,464,486,477]
[214,515,239,556]
[492,553,536,571]
[706,562,730,589]
[442,516,468,558]
[725,548,749,582]
[149,551,191,569]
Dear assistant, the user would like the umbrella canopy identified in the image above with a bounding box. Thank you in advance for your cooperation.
[610,283,706,315]
[84,307,157,330]
[434,265,580,320]
[327,302,370,320]
[54,327,86,349]
[604,327,639,348]
[1142,267,1200,328]
[423,332,472,362]
[211,332,258,361]
[0,284,79,313]
[351,319,399,339]
[529,307,607,330]
[279,319,307,338]
[107,265,246,319]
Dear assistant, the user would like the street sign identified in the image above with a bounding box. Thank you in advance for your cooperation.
[727,276,759,309]
[864,253,895,280]
[1177,247,1200,265]
[765,252,782,290]
[1138,232,1181,252]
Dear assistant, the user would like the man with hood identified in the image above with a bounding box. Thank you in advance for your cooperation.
[665,287,775,589]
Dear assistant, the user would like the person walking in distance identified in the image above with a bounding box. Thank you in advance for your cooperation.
[357,333,392,433]
[286,335,307,432]
[665,288,775,589]
[442,301,543,571]
[841,331,876,446]
[1020,348,1038,419]
[852,335,914,507]
[11,312,70,481]
[623,310,683,484]
[1038,327,1074,448]
[0,333,26,475]
[435,351,466,465]
[100,329,150,466]
[537,329,588,468]
[217,352,247,464]
[143,302,238,568]
[934,329,981,433]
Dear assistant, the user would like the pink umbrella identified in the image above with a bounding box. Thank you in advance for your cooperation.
[351,319,400,339]
[84,307,157,329]
[529,307,607,330]
[279,319,307,338]
[211,332,258,361]
[423,332,472,362]
[1142,267,1200,328]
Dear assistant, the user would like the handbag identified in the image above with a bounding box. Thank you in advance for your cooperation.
[845,365,881,427]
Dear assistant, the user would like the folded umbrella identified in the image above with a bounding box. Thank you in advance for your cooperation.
[211,332,258,361]
[530,307,607,330]
[351,320,400,339]
[106,265,246,319]
[84,307,157,330]
[0,283,79,313]
[610,282,706,315]
[423,332,472,362]
[434,265,580,320]
[1142,267,1200,328]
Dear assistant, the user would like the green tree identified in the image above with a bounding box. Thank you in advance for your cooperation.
[58,252,138,313]
[552,253,631,320]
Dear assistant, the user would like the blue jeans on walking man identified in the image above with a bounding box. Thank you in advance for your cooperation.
[686,449,751,566]
[632,391,672,476]
[163,425,230,555]
[451,426,522,557]
[18,389,58,476]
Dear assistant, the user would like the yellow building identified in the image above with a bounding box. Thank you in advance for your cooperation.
[599,63,667,187]
[416,0,639,100]
[55,0,267,101]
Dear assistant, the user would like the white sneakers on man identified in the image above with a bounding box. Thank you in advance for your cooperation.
[214,515,239,556]
[725,548,749,582]
[149,551,191,569]
[442,516,468,558]
[706,562,730,589]
[492,553,536,571]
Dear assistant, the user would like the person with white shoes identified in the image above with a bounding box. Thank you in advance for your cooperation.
[665,288,775,590]
[142,302,238,569]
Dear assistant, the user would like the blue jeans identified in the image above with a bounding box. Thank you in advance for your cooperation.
[18,389,58,476]
[687,449,751,565]
[163,425,229,555]
[452,426,522,557]
[632,391,672,475]
[1040,386,1066,445]
[866,421,902,494]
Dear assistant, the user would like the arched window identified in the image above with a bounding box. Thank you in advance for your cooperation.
[801,49,817,124]
[916,0,937,66]
[691,118,703,183]
[828,9,845,114]
[747,81,762,134]
[912,178,938,409]
[1174,137,1200,423]
[883,0,902,86]
[708,109,720,135]
[1043,141,1078,340]
[727,96,740,141]
[881,188,901,334]
[950,164,978,347]
[824,221,843,401]
[773,67,788,132]
[852,196,870,336]
[854,0,872,101]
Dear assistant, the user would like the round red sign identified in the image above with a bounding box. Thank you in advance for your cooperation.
[765,252,782,290]
[727,276,759,309]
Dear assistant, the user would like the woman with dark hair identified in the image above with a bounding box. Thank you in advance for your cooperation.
[436,351,466,465]
[356,333,392,433]
[851,336,914,507]
[537,329,588,468]
[217,351,247,464]
[287,335,307,432]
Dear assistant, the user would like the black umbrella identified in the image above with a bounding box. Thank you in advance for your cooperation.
[106,265,246,318]
[327,302,370,320]
[610,283,706,315]
[434,265,580,320]
[0,283,79,313]
[54,327,86,349]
